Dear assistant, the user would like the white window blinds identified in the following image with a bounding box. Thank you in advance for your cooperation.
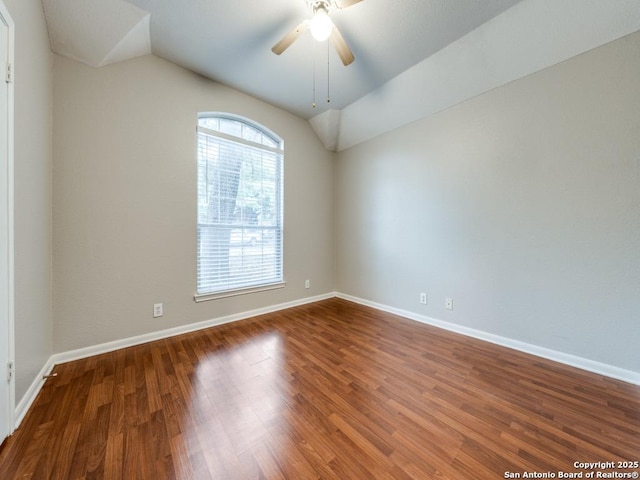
[196,115,284,297]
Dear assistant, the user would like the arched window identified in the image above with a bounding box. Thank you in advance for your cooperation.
[195,114,284,299]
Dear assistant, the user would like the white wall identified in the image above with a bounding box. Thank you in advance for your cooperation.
[4,0,53,401]
[53,54,334,352]
[336,32,640,372]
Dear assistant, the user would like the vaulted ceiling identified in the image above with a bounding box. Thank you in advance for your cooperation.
[42,0,640,151]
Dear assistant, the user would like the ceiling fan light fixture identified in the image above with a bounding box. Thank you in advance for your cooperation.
[272,0,357,65]
[310,9,333,41]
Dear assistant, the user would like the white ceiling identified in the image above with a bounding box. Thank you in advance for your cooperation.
[42,0,640,151]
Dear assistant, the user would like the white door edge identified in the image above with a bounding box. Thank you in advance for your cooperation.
[0,0,15,441]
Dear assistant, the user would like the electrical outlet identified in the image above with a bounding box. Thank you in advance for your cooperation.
[153,303,163,318]
[305,279,310,289]
[445,298,453,310]
[420,292,427,304]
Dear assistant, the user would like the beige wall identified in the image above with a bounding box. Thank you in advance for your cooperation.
[5,0,53,401]
[53,54,334,352]
[336,32,640,372]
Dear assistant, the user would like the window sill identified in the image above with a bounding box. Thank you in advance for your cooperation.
[194,281,286,303]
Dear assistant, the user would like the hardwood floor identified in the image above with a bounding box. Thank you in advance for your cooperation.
[1,298,638,479]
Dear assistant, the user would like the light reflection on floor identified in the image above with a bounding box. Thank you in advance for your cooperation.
[184,331,289,466]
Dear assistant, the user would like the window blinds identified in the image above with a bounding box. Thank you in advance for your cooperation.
[196,121,283,296]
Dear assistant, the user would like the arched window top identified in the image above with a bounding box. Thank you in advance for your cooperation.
[198,113,283,150]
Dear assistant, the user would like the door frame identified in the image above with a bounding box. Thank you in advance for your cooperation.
[0,0,15,440]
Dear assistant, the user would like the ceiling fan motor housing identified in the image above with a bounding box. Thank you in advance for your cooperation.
[310,1,332,15]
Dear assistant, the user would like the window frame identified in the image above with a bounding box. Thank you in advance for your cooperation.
[194,113,285,302]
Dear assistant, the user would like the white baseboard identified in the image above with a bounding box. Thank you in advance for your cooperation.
[51,292,336,366]
[13,292,335,431]
[336,292,640,386]
[14,356,56,429]
[14,290,639,433]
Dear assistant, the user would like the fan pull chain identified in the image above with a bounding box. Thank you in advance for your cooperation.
[312,39,317,108]
[327,39,331,104]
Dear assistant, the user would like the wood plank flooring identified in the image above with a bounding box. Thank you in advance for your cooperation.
[1,298,638,479]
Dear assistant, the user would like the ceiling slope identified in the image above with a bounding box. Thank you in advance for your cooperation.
[316,0,640,151]
[40,0,640,151]
[42,0,150,68]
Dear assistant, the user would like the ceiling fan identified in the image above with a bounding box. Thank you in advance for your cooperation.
[271,0,362,66]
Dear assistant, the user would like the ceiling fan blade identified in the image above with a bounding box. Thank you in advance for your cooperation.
[335,0,363,9]
[329,26,354,66]
[271,21,309,55]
